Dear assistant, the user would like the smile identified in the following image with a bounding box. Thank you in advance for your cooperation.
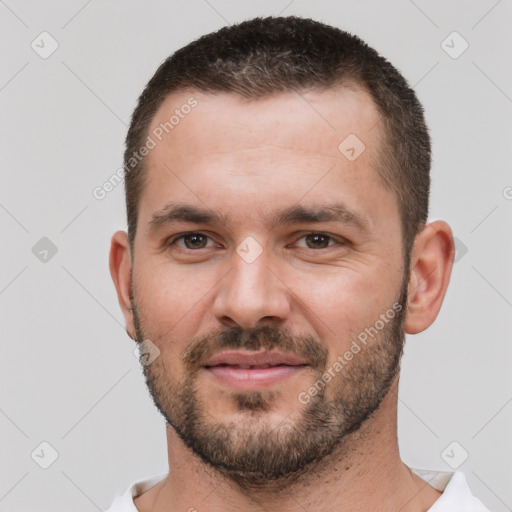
[204,363,308,389]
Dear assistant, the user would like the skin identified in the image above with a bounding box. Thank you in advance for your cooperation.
[110,86,454,511]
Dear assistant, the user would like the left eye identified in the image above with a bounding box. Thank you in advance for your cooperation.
[294,233,338,249]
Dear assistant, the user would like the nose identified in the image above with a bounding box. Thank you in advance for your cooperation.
[212,246,291,330]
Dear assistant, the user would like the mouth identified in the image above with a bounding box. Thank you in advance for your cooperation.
[205,363,305,369]
[202,351,309,389]
[203,349,308,367]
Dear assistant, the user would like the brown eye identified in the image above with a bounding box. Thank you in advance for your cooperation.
[304,233,332,249]
[169,232,214,250]
[293,232,340,250]
[183,233,208,249]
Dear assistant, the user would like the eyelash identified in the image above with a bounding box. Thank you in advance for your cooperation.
[166,231,345,251]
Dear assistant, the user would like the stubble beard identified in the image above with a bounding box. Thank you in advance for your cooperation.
[131,274,408,492]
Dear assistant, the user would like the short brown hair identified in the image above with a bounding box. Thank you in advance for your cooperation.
[124,16,430,257]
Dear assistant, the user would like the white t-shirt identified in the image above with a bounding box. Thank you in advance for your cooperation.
[104,468,491,511]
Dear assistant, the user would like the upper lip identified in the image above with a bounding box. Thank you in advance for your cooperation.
[203,350,308,367]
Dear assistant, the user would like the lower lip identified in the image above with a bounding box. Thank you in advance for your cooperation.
[204,365,307,389]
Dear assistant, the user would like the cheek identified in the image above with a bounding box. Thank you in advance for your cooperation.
[290,261,394,312]
[134,263,215,341]
[283,262,401,351]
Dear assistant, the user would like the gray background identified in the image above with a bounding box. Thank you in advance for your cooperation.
[1,1,511,511]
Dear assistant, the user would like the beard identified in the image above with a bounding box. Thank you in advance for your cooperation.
[130,273,408,492]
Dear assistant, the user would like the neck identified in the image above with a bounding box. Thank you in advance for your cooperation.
[134,378,441,512]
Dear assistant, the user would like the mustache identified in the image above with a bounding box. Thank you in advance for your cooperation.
[182,325,328,374]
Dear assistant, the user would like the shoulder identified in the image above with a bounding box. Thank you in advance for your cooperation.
[103,473,168,512]
[411,468,491,511]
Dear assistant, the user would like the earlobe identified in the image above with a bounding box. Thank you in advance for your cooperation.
[109,230,135,338]
[405,221,455,335]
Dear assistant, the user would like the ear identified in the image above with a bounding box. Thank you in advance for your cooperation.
[405,220,455,334]
[109,230,135,340]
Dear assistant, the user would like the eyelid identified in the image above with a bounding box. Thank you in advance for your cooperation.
[166,230,347,250]
[167,231,217,248]
[291,231,346,249]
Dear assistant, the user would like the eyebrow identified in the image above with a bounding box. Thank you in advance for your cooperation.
[272,204,370,233]
[149,203,230,231]
[148,202,371,234]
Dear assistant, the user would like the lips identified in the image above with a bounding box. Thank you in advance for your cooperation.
[211,364,288,369]
[203,350,308,368]
[203,350,308,389]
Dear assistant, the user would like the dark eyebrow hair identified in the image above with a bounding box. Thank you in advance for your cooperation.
[148,202,371,234]
[271,204,371,233]
[149,203,229,231]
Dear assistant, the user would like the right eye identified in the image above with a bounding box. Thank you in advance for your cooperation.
[167,232,217,250]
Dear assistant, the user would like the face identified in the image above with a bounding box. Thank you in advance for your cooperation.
[129,86,408,488]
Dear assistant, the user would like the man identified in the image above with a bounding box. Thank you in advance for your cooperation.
[107,16,490,512]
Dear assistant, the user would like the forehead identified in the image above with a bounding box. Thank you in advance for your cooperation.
[146,85,381,166]
[138,86,396,236]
